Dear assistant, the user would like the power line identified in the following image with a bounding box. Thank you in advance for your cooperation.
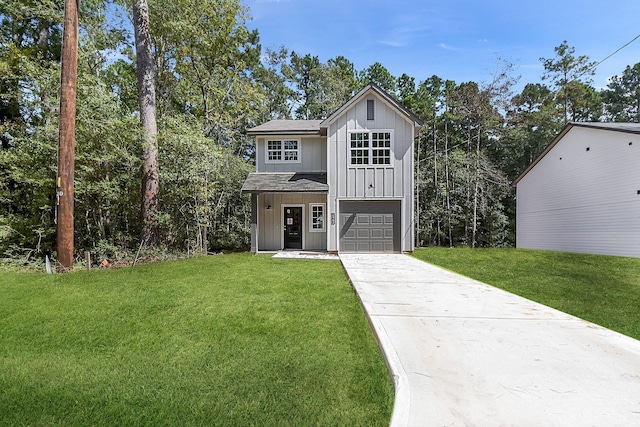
[584,33,640,78]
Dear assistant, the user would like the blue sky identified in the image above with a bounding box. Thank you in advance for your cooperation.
[244,0,640,91]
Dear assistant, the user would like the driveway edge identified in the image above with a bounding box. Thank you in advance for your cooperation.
[341,258,410,427]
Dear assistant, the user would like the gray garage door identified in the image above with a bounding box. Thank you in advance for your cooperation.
[339,201,401,252]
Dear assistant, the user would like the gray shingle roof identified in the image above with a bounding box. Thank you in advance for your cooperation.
[241,172,328,194]
[247,120,322,135]
[571,122,640,134]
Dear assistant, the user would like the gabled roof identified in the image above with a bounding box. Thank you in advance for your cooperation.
[320,83,423,132]
[247,120,323,136]
[513,122,640,186]
[247,83,423,136]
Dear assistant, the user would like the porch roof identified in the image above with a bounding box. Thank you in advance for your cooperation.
[241,172,328,194]
[247,120,324,136]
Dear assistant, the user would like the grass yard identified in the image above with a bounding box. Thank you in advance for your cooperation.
[413,248,640,341]
[0,253,393,426]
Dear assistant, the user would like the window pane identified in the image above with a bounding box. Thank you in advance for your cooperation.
[351,132,369,148]
[267,140,282,160]
[268,140,281,150]
[284,140,298,150]
[371,132,391,164]
[351,148,369,165]
[311,205,324,231]
[284,151,298,161]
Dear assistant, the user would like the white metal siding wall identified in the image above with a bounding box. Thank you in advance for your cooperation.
[256,137,326,173]
[517,127,640,257]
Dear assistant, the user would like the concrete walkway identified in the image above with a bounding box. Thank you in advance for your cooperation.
[340,254,640,426]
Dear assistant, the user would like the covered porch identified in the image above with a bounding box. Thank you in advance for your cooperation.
[241,173,329,253]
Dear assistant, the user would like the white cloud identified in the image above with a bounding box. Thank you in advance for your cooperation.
[370,12,433,49]
[384,41,405,48]
[439,43,461,51]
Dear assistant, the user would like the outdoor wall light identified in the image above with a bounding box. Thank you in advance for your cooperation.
[266,204,272,210]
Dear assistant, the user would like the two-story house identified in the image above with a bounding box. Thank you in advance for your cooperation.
[241,84,423,253]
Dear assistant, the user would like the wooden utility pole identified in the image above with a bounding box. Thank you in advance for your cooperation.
[56,0,79,270]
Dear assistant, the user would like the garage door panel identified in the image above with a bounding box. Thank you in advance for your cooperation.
[339,201,401,253]
[356,214,370,225]
[356,229,371,238]
[370,215,384,224]
[342,241,357,252]
[371,228,384,238]
[357,242,371,251]
[370,242,383,252]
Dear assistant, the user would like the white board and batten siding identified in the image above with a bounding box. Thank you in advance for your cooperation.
[256,136,326,173]
[516,125,640,257]
[256,193,327,251]
[326,92,415,252]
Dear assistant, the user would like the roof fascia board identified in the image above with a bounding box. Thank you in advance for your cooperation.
[247,129,321,136]
[320,83,423,130]
[513,122,640,187]
[570,122,640,135]
[512,123,573,187]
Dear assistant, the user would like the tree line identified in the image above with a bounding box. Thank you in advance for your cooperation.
[1,0,639,263]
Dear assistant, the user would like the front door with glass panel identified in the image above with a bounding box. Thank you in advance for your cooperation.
[283,207,302,249]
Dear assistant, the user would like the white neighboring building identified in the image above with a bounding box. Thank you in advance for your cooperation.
[514,122,640,258]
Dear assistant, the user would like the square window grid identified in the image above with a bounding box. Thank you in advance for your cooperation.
[311,205,324,230]
[371,132,391,165]
[350,133,370,165]
[284,140,298,161]
[267,140,282,161]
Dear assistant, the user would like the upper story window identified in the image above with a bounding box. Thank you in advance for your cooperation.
[350,132,370,165]
[283,140,299,161]
[267,140,282,161]
[350,131,393,167]
[266,139,300,163]
[371,132,391,165]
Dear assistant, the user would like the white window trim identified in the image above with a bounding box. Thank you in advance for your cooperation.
[309,203,326,232]
[265,138,302,164]
[348,130,394,168]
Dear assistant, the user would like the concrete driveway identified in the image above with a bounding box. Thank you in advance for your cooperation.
[340,253,640,426]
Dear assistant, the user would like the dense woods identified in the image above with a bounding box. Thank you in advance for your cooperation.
[2,1,639,263]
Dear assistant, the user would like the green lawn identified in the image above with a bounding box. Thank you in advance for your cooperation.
[413,248,640,340]
[0,253,393,426]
